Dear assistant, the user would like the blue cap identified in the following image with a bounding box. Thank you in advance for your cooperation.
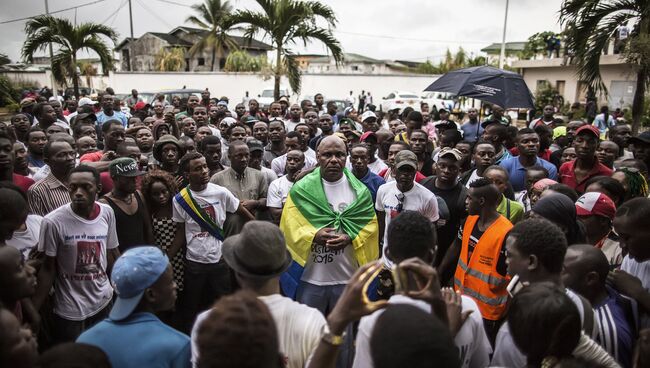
[109,246,168,321]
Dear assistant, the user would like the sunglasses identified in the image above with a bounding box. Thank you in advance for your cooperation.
[395,193,405,213]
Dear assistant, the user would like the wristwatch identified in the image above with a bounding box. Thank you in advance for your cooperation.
[321,323,346,346]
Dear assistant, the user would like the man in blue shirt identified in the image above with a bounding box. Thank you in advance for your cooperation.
[95,94,128,127]
[499,128,557,191]
[562,244,635,368]
[460,107,483,142]
[350,143,385,202]
[78,246,191,368]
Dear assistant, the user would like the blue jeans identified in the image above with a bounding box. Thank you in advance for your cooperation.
[297,281,354,368]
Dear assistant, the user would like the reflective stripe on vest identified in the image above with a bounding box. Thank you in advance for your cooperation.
[457,258,508,287]
[453,277,509,306]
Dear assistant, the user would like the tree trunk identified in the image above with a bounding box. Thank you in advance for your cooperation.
[274,45,282,101]
[631,67,646,135]
[211,47,217,71]
[72,54,79,100]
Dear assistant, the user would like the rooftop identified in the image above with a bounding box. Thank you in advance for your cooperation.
[480,41,527,54]
[309,52,385,64]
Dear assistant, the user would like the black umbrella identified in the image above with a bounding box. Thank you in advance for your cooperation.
[424,66,535,109]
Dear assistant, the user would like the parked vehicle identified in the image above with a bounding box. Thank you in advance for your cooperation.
[420,91,455,111]
[325,99,351,114]
[257,86,290,109]
[380,91,421,112]
[150,89,203,104]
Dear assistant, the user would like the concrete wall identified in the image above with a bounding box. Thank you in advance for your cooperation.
[1,69,441,101]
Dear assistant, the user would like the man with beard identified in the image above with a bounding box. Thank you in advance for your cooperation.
[263,120,286,168]
[245,99,266,121]
[134,127,155,164]
[267,149,305,223]
[609,124,634,160]
[170,152,253,332]
[375,150,439,267]
[560,125,612,194]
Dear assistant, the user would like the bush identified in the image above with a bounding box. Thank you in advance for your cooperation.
[0,76,22,110]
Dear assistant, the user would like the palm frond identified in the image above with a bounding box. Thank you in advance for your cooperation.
[293,26,342,63]
[283,51,301,94]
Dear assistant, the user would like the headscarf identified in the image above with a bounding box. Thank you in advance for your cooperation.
[531,193,586,245]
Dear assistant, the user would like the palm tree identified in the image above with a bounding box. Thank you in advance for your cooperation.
[22,15,116,99]
[231,0,343,99]
[560,0,650,133]
[154,48,187,71]
[186,0,240,71]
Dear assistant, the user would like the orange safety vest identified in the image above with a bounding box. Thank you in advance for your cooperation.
[454,214,512,321]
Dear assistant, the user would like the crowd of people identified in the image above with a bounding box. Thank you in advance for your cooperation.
[1,87,650,368]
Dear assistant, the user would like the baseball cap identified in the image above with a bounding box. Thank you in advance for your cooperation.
[77,97,94,107]
[278,96,289,103]
[220,117,237,126]
[575,192,616,220]
[361,111,377,122]
[109,157,145,177]
[438,147,463,161]
[247,139,264,153]
[574,125,600,139]
[20,98,36,108]
[217,100,228,107]
[133,101,147,111]
[244,116,259,124]
[394,150,418,170]
[629,131,650,146]
[109,246,169,321]
[552,126,567,140]
[75,112,97,122]
[360,131,377,142]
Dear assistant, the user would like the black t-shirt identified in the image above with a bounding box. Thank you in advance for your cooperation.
[421,176,467,261]
[457,220,508,277]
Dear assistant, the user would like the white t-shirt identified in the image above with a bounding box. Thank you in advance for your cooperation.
[40,203,118,320]
[367,158,388,175]
[284,118,304,133]
[267,176,294,209]
[464,169,481,188]
[301,175,357,285]
[491,288,598,367]
[304,147,317,163]
[271,153,317,176]
[621,255,650,328]
[352,294,491,368]
[172,183,239,264]
[375,181,439,267]
[6,214,43,259]
[191,294,326,368]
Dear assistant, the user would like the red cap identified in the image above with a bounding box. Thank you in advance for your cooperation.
[575,125,600,138]
[360,131,377,142]
[134,101,147,111]
[575,192,616,220]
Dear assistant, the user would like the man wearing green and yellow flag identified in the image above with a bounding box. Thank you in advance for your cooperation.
[279,135,379,311]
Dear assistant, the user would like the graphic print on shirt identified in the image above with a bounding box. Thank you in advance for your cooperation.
[74,241,105,280]
[194,201,218,240]
[310,201,349,264]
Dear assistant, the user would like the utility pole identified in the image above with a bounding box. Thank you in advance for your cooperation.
[44,0,58,98]
[498,0,510,69]
[128,0,134,71]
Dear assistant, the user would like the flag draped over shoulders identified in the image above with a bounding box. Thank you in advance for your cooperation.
[279,168,379,297]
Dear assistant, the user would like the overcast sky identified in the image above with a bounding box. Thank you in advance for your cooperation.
[0,0,564,63]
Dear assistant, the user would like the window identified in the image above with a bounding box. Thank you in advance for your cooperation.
[351,65,359,71]
[198,58,205,66]
[185,58,190,72]
[556,80,566,96]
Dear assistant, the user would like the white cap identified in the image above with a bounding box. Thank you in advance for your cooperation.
[78,97,94,106]
[361,111,377,122]
[220,117,237,126]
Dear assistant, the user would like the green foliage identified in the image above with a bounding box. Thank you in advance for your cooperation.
[522,31,559,59]
[223,50,270,72]
[186,0,241,71]
[155,48,187,72]
[416,60,438,74]
[21,15,117,99]
[0,76,22,110]
[642,94,650,127]
[231,0,343,99]
[534,80,559,111]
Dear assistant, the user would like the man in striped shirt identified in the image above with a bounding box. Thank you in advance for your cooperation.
[562,244,635,368]
[28,140,76,216]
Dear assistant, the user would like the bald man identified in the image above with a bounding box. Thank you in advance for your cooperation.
[562,244,635,368]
